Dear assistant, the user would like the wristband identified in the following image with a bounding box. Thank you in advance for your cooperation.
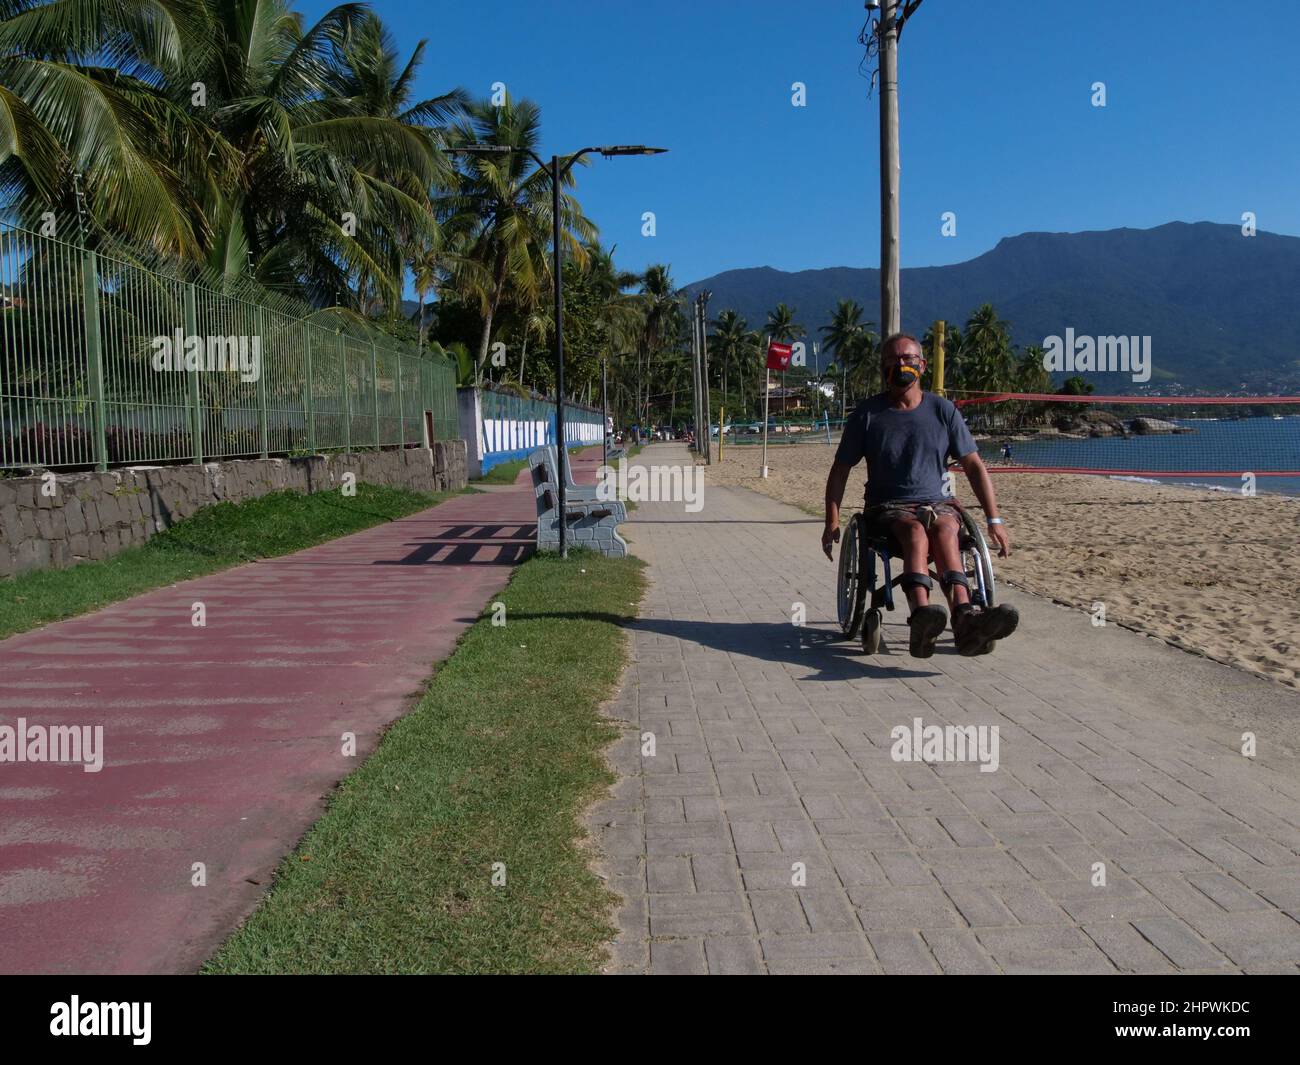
[987,517,1004,526]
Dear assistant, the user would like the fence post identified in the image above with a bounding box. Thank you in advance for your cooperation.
[256,307,269,459]
[340,334,351,454]
[371,338,380,449]
[80,249,108,471]
[304,326,316,453]
[396,351,404,445]
[184,284,202,464]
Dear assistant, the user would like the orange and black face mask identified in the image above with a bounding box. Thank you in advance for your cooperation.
[888,362,921,388]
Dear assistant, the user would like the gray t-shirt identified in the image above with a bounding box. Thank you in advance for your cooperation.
[834,392,977,506]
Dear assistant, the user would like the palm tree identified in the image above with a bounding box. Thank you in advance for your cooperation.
[326,12,465,314]
[762,302,804,415]
[441,93,596,382]
[711,309,758,415]
[1,0,457,309]
[0,0,220,253]
[328,15,465,131]
[635,264,679,424]
[584,241,643,359]
[765,302,804,344]
[962,304,1016,392]
[201,0,451,308]
[820,299,878,406]
[409,242,439,349]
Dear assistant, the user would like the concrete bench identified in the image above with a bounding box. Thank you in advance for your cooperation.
[528,447,627,557]
[555,445,624,517]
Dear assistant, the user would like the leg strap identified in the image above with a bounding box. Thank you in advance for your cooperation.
[940,569,969,592]
[899,571,933,592]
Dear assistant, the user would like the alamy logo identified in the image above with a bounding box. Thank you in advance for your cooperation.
[0,718,104,773]
[1042,328,1151,383]
[50,997,151,1045]
[890,717,1000,773]
[596,458,704,513]
[150,329,261,383]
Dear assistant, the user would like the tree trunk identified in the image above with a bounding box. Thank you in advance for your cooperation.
[476,302,497,385]
[476,251,508,384]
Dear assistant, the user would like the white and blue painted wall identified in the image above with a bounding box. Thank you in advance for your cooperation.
[458,387,605,478]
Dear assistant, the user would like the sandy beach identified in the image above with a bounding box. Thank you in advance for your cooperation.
[703,439,1300,690]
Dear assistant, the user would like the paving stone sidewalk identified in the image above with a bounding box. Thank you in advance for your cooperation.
[592,444,1300,974]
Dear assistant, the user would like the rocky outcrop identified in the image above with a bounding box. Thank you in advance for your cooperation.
[1130,416,1192,434]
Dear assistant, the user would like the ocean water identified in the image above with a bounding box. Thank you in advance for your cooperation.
[978,415,1300,498]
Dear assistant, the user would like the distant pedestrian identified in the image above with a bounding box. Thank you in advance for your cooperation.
[1001,442,1013,464]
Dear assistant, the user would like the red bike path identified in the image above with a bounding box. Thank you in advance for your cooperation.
[0,448,603,974]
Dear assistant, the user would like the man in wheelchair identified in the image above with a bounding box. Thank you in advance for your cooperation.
[822,333,1019,658]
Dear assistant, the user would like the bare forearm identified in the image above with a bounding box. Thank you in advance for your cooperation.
[824,463,851,528]
[964,459,999,519]
[962,455,1011,556]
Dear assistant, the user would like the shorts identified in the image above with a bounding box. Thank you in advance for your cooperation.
[862,499,963,541]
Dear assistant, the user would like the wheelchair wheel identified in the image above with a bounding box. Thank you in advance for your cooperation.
[837,513,866,638]
[862,607,882,654]
[957,509,997,608]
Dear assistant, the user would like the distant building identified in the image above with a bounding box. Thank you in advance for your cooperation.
[766,386,808,414]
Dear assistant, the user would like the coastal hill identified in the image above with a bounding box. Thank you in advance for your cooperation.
[681,222,1300,392]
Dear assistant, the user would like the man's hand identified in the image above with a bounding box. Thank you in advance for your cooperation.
[958,453,1011,558]
[822,523,840,560]
[988,521,1011,558]
[823,461,854,561]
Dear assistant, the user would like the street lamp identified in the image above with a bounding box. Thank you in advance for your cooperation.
[448,142,667,557]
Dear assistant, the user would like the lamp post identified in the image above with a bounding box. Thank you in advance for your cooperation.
[601,357,609,468]
[448,143,666,557]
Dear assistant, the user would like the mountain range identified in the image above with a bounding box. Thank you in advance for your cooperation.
[681,222,1300,392]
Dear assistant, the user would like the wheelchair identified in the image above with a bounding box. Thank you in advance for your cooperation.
[836,503,998,654]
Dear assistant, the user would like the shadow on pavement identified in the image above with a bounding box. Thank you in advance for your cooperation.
[507,611,936,680]
[366,521,537,566]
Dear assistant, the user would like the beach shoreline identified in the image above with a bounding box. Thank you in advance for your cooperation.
[702,441,1299,690]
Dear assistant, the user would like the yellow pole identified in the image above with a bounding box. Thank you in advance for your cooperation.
[718,406,725,462]
[932,319,946,397]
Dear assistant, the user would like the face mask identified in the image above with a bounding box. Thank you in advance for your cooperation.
[888,362,921,388]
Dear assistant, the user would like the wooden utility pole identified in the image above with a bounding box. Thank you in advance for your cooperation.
[879,0,902,336]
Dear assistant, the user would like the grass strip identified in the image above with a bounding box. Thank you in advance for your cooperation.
[473,445,596,485]
[475,456,530,484]
[204,549,645,974]
[0,483,460,640]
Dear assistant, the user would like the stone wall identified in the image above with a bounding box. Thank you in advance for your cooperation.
[0,441,467,578]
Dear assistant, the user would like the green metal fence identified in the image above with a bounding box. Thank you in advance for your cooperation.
[0,222,459,470]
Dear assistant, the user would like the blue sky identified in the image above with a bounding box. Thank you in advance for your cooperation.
[305,0,1300,286]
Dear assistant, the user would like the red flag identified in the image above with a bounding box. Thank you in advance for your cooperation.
[766,341,793,371]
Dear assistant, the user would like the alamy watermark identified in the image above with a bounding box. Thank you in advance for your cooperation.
[50,997,150,1045]
[597,458,704,512]
[1042,328,1151,383]
[0,718,104,773]
[150,329,261,383]
[890,717,999,773]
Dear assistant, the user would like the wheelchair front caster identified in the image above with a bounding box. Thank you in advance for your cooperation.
[862,607,882,655]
